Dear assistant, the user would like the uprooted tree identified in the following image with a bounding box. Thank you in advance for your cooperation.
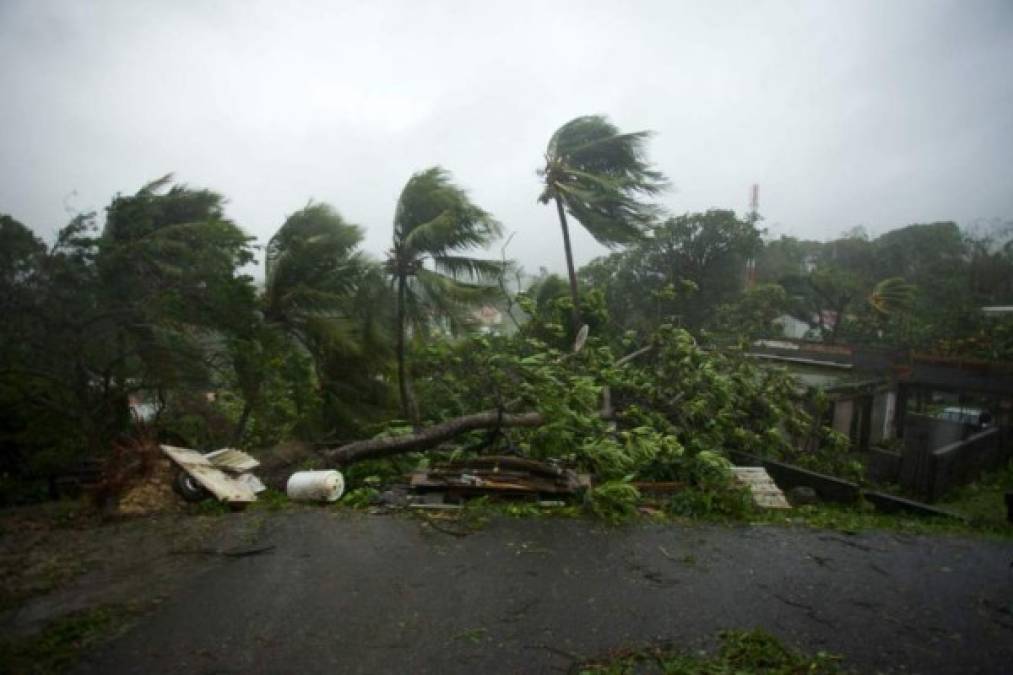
[324,323,851,510]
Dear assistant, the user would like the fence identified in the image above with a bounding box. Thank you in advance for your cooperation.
[900,426,1003,501]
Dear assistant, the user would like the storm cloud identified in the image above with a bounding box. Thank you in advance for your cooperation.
[1,0,1011,274]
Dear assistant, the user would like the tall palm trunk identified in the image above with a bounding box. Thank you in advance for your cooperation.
[396,274,420,426]
[553,195,582,332]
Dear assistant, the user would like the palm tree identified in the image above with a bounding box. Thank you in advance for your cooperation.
[386,167,502,424]
[868,277,916,316]
[233,203,388,444]
[262,202,367,355]
[538,115,667,330]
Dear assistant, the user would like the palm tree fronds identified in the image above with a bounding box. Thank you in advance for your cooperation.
[431,255,504,283]
[394,167,502,253]
[541,115,667,247]
[869,277,916,315]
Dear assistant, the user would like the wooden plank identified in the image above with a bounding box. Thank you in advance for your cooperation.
[731,466,791,509]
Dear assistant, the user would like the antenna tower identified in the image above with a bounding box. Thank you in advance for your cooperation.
[746,184,759,286]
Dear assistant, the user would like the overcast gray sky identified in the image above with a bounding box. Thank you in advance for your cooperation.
[2,0,1011,275]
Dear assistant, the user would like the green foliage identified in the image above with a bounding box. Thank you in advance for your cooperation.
[539,114,666,331]
[579,210,762,336]
[668,485,753,520]
[408,315,837,523]
[341,487,379,509]
[516,283,610,351]
[759,501,1011,539]
[613,326,835,465]
[387,166,502,421]
[868,277,916,316]
[711,283,789,341]
[0,179,259,481]
[584,481,641,524]
[925,315,1013,362]
[579,428,684,480]
[578,628,841,674]
[0,604,138,675]
[251,202,393,443]
[754,221,1013,353]
[937,459,1013,529]
[389,166,502,336]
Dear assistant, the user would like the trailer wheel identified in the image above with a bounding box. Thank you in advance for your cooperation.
[173,469,210,503]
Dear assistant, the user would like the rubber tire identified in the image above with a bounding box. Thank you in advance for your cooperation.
[173,469,211,503]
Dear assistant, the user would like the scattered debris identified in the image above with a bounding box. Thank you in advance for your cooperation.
[408,503,463,511]
[731,466,791,509]
[202,448,260,473]
[285,470,346,502]
[160,445,265,504]
[374,486,411,508]
[408,456,590,499]
[117,457,181,515]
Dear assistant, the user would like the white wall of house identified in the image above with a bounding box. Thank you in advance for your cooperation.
[774,314,811,339]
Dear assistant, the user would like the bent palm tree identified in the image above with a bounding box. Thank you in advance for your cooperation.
[868,277,916,316]
[262,202,367,354]
[232,203,387,443]
[538,115,667,330]
[387,167,502,424]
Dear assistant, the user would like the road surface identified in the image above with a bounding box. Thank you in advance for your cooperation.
[76,511,1013,674]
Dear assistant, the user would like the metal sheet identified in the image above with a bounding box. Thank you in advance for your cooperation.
[161,445,259,503]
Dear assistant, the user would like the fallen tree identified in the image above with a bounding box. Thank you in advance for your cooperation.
[322,325,847,487]
[326,410,545,464]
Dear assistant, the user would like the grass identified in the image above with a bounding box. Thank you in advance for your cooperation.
[744,460,1012,538]
[247,488,292,511]
[753,498,1012,539]
[937,460,1012,528]
[0,605,138,675]
[0,554,89,614]
[391,485,1011,539]
[576,629,842,674]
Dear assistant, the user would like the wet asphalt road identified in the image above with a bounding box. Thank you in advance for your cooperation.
[77,512,1013,674]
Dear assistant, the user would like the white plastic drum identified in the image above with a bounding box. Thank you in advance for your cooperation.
[285,470,346,502]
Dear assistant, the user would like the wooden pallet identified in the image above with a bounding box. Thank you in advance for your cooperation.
[731,466,791,509]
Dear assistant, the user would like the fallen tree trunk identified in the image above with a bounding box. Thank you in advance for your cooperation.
[328,344,655,465]
[326,410,545,465]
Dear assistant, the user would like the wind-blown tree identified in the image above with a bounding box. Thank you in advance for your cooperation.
[100,175,258,394]
[538,115,667,330]
[0,178,258,484]
[386,167,502,424]
[232,203,392,445]
[262,203,368,358]
[868,277,916,316]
